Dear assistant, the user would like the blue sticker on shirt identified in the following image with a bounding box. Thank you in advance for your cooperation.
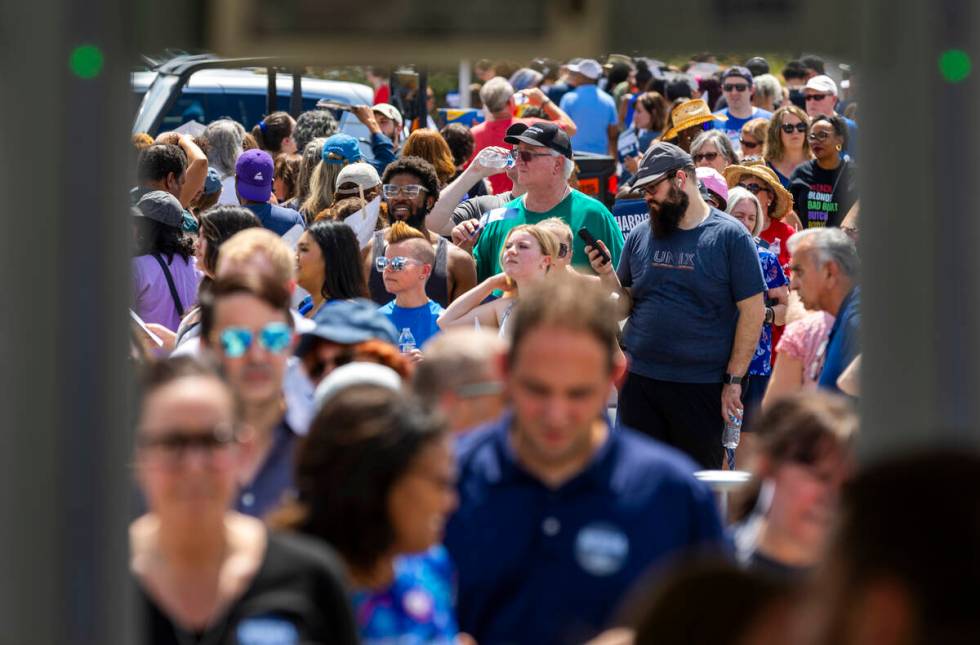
[236,616,299,645]
[575,523,630,577]
[483,206,522,225]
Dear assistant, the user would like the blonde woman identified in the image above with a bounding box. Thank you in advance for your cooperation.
[438,224,558,337]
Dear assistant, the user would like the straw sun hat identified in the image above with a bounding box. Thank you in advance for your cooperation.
[662,99,727,140]
[722,162,793,220]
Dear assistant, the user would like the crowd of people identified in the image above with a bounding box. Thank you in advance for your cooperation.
[125,52,976,645]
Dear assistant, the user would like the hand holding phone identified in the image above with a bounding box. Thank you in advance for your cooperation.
[577,227,610,265]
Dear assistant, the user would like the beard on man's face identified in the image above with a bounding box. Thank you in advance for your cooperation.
[390,200,430,229]
[649,184,690,239]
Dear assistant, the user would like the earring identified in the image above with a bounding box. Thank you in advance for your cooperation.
[836,144,842,151]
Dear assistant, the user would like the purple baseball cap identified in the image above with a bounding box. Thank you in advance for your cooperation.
[235,149,274,202]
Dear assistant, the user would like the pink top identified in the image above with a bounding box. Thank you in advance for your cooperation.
[775,311,835,386]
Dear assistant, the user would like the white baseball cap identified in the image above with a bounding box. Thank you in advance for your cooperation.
[566,59,603,80]
[372,103,403,127]
[805,75,838,96]
[336,162,381,194]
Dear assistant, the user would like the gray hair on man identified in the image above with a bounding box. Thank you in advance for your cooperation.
[787,227,860,279]
[690,129,738,166]
[753,74,783,106]
[413,328,507,407]
[480,77,516,115]
[203,119,245,178]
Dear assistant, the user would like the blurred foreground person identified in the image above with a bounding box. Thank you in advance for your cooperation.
[272,386,462,644]
[131,357,357,645]
[805,451,980,645]
[733,392,856,577]
[445,277,725,644]
[412,328,508,433]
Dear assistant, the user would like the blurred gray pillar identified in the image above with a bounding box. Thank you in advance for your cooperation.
[860,0,980,458]
[0,0,135,643]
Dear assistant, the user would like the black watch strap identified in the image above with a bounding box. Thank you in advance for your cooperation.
[723,373,744,385]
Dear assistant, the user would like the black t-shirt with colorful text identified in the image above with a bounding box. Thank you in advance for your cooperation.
[790,159,857,229]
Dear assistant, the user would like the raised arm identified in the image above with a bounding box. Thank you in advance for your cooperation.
[438,274,508,329]
[520,88,577,136]
[428,147,508,235]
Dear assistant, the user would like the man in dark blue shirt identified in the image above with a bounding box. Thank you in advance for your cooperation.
[235,149,306,236]
[787,227,861,393]
[444,277,726,645]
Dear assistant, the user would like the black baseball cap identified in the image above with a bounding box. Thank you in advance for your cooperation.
[721,65,753,83]
[628,142,693,190]
[504,121,573,160]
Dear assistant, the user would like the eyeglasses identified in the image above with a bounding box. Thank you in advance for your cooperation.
[739,139,761,150]
[382,184,427,198]
[375,256,423,272]
[804,93,829,102]
[781,122,808,134]
[692,151,720,163]
[218,322,292,358]
[723,83,749,92]
[642,172,678,195]
[738,182,773,196]
[509,149,555,163]
[807,131,832,142]
[138,423,236,465]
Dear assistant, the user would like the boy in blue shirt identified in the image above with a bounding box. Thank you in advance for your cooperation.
[377,222,445,352]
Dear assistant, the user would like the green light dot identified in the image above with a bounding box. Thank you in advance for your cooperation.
[939,49,971,83]
[69,45,104,79]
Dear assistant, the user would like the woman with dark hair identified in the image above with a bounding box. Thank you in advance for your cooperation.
[166,206,263,351]
[132,191,202,332]
[295,220,368,317]
[440,123,488,198]
[620,91,670,182]
[789,114,857,229]
[131,357,359,645]
[251,111,297,157]
[271,385,460,644]
[732,391,856,578]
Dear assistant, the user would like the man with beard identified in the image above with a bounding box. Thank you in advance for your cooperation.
[591,141,766,468]
[363,156,476,307]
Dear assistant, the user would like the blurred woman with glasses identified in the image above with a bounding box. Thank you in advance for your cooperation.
[438,224,558,337]
[789,114,857,229]
[131,357,359,645]
[764,105,812,189]
[732,391,856,578]
[271,385,462,644]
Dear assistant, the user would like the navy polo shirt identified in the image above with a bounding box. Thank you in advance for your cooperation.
[818,286,861,393]
[444,413,727,645]
[235,418,298,518]
[244,202,306,236]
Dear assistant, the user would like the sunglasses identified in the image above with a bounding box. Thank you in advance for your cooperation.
[723,83,749,92]
[739,139,760,150]
[781,122,808,134]
[808,131,833,142]
[138,423,236,464]
[382,184,427,198]
[375,256,423,272]
[510,149,555,163]
[804,93,829,102]
[739,182,773,196]
[219,322,292,358]
[692,151,720,163]
[307,349,355,383]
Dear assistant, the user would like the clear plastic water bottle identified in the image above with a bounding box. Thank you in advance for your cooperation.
[478,148,513,169]
[398,327,417,354]
[769,238,782,259]
[722,414,742,450]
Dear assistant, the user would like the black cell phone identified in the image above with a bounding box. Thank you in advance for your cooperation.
[577,227,610,265]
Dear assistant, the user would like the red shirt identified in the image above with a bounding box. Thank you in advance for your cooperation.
[373,84,390,105]
[760,219,795,273]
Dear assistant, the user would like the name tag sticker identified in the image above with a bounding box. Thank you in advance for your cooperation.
[236,616,299,645]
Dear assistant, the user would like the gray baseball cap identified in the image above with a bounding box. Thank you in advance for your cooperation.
[629,142,693,191]
[134,190,184,228]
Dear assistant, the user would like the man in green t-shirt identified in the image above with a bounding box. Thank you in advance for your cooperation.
[471,122,624,282]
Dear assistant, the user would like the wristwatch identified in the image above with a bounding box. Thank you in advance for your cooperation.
[722,373,744,385]
[765,306,775,325]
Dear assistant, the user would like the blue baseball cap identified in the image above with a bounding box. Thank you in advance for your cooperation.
[721,66,753,84]
[203,167,223,195]
[296,299,398,356]
[321,133,363,165]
